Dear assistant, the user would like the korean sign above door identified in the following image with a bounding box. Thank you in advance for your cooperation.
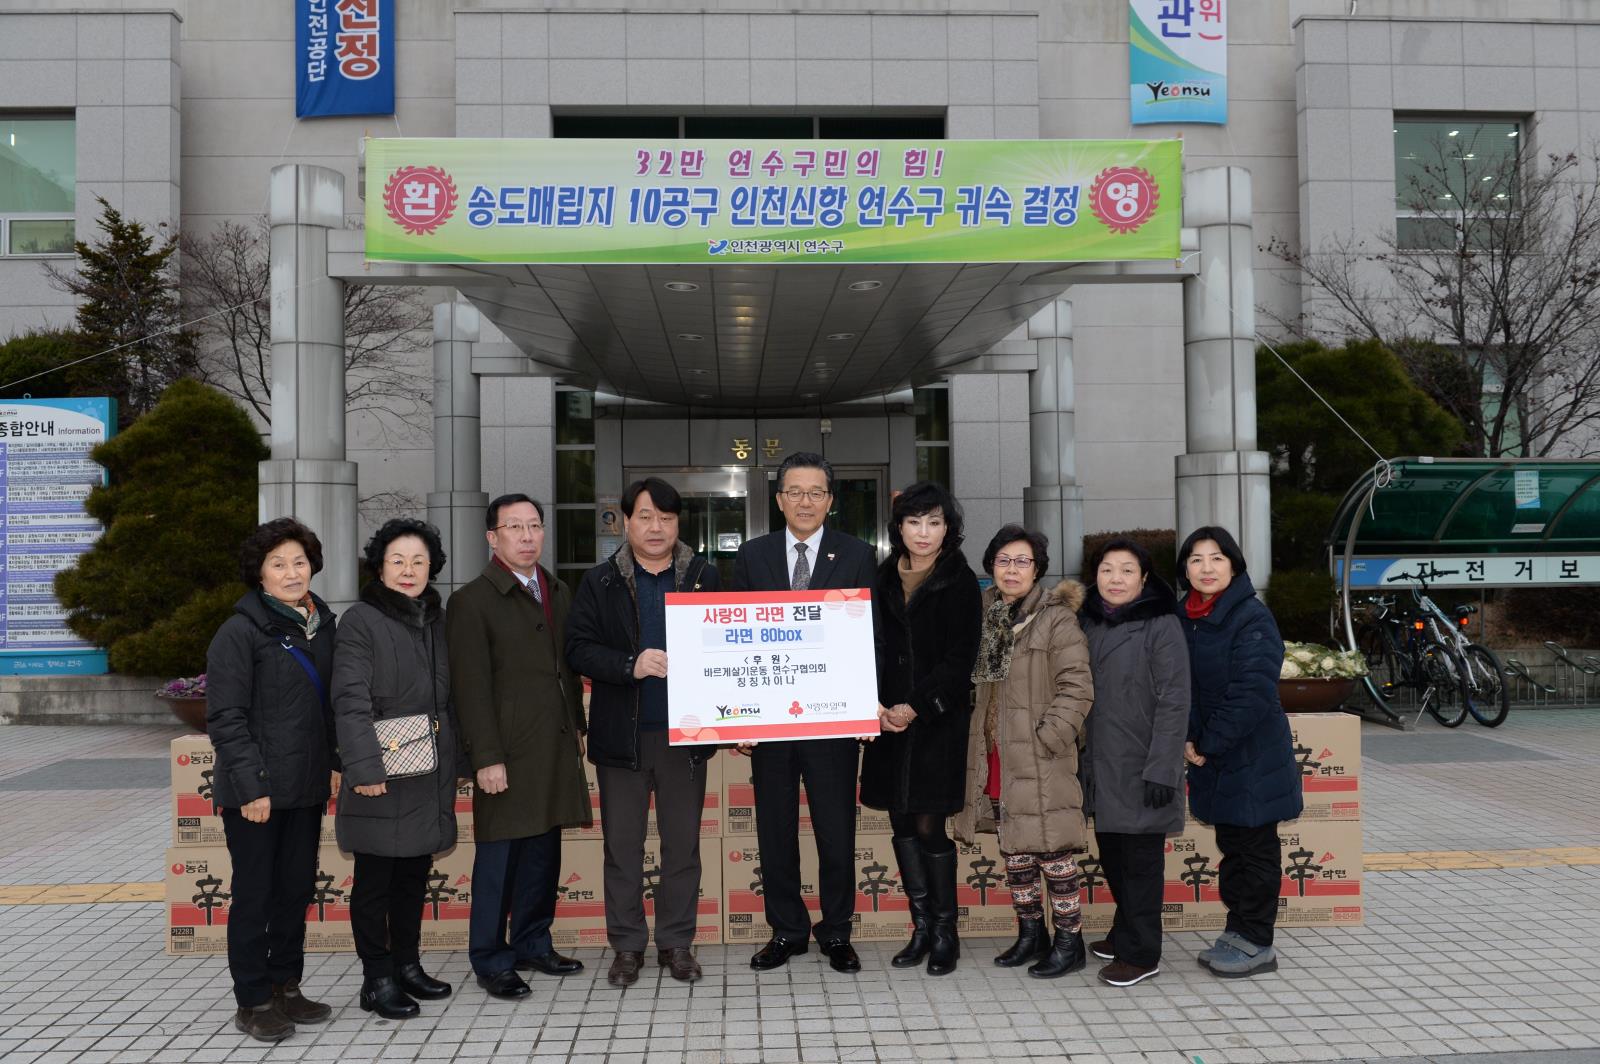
[1130,0,1227,125]
[296,0,395,118]
[363,138,1183,264]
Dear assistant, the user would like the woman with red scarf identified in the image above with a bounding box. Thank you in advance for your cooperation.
[1177,526,1302,979]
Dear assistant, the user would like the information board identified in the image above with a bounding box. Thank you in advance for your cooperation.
[0,398,114,675]
[665,589,879,745]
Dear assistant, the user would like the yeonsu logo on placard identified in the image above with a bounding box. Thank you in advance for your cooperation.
[383,165,458,235]
[715,704,760,721]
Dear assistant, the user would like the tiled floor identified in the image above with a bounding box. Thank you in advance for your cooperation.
[4,713,1600,1063]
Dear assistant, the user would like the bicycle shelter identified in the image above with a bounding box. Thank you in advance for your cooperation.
[1327,457,1600,725]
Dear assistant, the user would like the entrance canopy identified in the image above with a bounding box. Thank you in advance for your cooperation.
[355,136,1188,408]
[1328,458,1600,589]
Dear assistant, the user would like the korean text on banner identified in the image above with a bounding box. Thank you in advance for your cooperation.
[1130,0,1227,126]
[363,138,1183,264]
[297,0,395,119]
[664,590,879,745]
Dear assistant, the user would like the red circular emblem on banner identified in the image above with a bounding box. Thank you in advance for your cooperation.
[383,165,458,236]
[1088,166,1160,234]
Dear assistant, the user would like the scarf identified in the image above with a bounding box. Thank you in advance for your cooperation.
[974,585,1044,754]
[1185,588,1219,619]
[260,589,322,640]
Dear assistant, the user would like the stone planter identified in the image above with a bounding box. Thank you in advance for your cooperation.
[1277,677,1358,712]
[157,694,208,733]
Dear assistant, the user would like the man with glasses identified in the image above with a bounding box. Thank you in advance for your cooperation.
[448,494,590,1000]
[732,452,877,974]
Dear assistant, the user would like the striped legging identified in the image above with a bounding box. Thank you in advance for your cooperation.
[1004,850,1083,931]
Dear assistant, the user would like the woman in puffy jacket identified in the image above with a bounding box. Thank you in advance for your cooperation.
[1178,526,1303,979]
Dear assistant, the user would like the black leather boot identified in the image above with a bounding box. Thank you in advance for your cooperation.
[395,961,452,1000]
[890,836,932,968]
[1028,927,1087,979]
[994,917,1050,968]
[359,975,420,1019]
[923,845,960,977]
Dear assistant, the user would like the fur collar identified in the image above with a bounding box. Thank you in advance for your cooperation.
[877,548,973,611]
[1080,572,1178,626]
[608,539,706,595]
[360,580,442,628]
[972,578,1084,682]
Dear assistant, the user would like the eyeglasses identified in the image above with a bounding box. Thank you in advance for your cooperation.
[494,522,543,537]
[993,556,1034,570]
[780,488,831,504]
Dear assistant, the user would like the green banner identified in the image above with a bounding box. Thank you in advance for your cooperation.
[364,138,1182,265]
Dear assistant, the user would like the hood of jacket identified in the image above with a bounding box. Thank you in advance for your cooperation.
[1080,571,1179,626]
[608,539,707,596]
[1185,571,1260,627]
[359,580,442,628]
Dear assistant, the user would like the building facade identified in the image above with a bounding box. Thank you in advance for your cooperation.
[2,0,1596,605]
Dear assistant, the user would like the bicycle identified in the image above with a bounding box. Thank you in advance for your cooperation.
[1353,592,1472,727]
[1402,580,1510,728]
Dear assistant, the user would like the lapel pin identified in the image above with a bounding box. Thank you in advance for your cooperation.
[827,553,835,562]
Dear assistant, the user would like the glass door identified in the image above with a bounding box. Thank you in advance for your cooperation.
[623,467,760,587]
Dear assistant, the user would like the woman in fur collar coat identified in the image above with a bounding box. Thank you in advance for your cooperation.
[861,482,981,976]
[952,524,1094,980]
[1078,537,1190,988]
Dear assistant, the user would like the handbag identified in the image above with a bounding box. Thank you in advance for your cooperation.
[370,626,441,780]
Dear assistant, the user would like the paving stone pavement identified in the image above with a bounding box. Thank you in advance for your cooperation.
[2,712,1600,1063]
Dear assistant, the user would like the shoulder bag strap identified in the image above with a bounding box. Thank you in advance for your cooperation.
[278,634,330,709]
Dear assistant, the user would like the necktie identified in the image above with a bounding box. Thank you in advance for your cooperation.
[524,571,543,604]
[792,542,811,591]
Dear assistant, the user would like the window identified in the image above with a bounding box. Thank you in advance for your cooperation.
[554,387,598,587]
[1393,116,1520,251]
[0,113,75,257]
[913,384,951,489]
[554,112,946,139]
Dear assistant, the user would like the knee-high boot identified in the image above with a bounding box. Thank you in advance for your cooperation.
[890,836,931,968]
[923,845,960,976]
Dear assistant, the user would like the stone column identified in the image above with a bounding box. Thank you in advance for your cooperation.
[427,301,490,597]
[1022,299,1086,582]
[1177,166,1272,587]
[260,163,359,612]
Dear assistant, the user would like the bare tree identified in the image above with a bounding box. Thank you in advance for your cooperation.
[1265,133,1600,458]
[180,220,433,444]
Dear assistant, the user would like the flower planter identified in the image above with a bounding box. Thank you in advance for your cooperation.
[157,694,208,733]
[1277,677,1357,712]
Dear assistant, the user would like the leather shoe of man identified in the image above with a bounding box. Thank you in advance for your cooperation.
[659,946,702,982]
[517,951,584,976]
[821,939,862,974]
[271,981,331,1024]
[395,962,451,1000]
[749,935,809,970]
[233,1003,293,1043]
[475,970,532,1000]
[608,950,644,987]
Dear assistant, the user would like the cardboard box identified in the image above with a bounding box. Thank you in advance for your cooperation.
[721,746,886,836]
[560,753,725,841]
[173,735,474,846]
[1276,819,1364,927]
[1287,712,1362,821]
[166,843,475,956]
[548,837,723,951]
[722,837,823,945]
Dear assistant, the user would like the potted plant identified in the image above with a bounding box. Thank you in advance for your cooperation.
[156,674,208,732]
[1278,643,1365,712]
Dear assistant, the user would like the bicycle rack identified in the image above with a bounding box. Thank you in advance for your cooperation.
[1504,657,1556,706]
[1544,641,1598,703]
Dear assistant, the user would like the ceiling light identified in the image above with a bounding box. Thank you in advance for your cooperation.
[663,281,700,293]
[1464,153,1476,159]
[1507,129,1518,137]
[826,332,855,341]
[687,368,710,375]
[800,392,818,399]
[1495,193,1508,200]
[676,332,703,341]
[1482,175,1494,182]
[847,280,882,291]
[1448,129,1460,137]
[693,392,713,400]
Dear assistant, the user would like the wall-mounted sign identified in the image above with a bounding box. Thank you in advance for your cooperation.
[364,138,1184,264]
[296,0,395,118]
[1514,470,1541,511]
[0,398,115,675]
[1130,0,1227,125]
[1336,554,1600,590]
[731,438,753,461]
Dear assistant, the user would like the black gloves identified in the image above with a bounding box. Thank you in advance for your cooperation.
[1143,781,1177,809]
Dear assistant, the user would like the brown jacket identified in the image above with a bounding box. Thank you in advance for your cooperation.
[952,580,1094,855]
[447,561,590,842]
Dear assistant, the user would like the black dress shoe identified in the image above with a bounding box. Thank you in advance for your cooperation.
[821,939,862,974]
[359,976,420,1019]
[394,962,452,1000]
[475,969,532,1000]
[749,935,809,970]
[517,951,584,976]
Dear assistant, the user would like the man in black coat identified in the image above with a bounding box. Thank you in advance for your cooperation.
[732,452,877,975]
[565,477,720,989]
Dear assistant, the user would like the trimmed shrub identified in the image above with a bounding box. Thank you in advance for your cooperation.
[54,379,266,676]
[1264,568,1337,645]
[1082,528,1178,585]
[0,329,89,400]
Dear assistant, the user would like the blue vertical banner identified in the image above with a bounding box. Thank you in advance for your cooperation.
[0,398,115,676]
[296,0,395,119]
[1130,0,1228,125]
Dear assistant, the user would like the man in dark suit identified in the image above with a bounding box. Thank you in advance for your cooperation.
[732,452,878,974]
